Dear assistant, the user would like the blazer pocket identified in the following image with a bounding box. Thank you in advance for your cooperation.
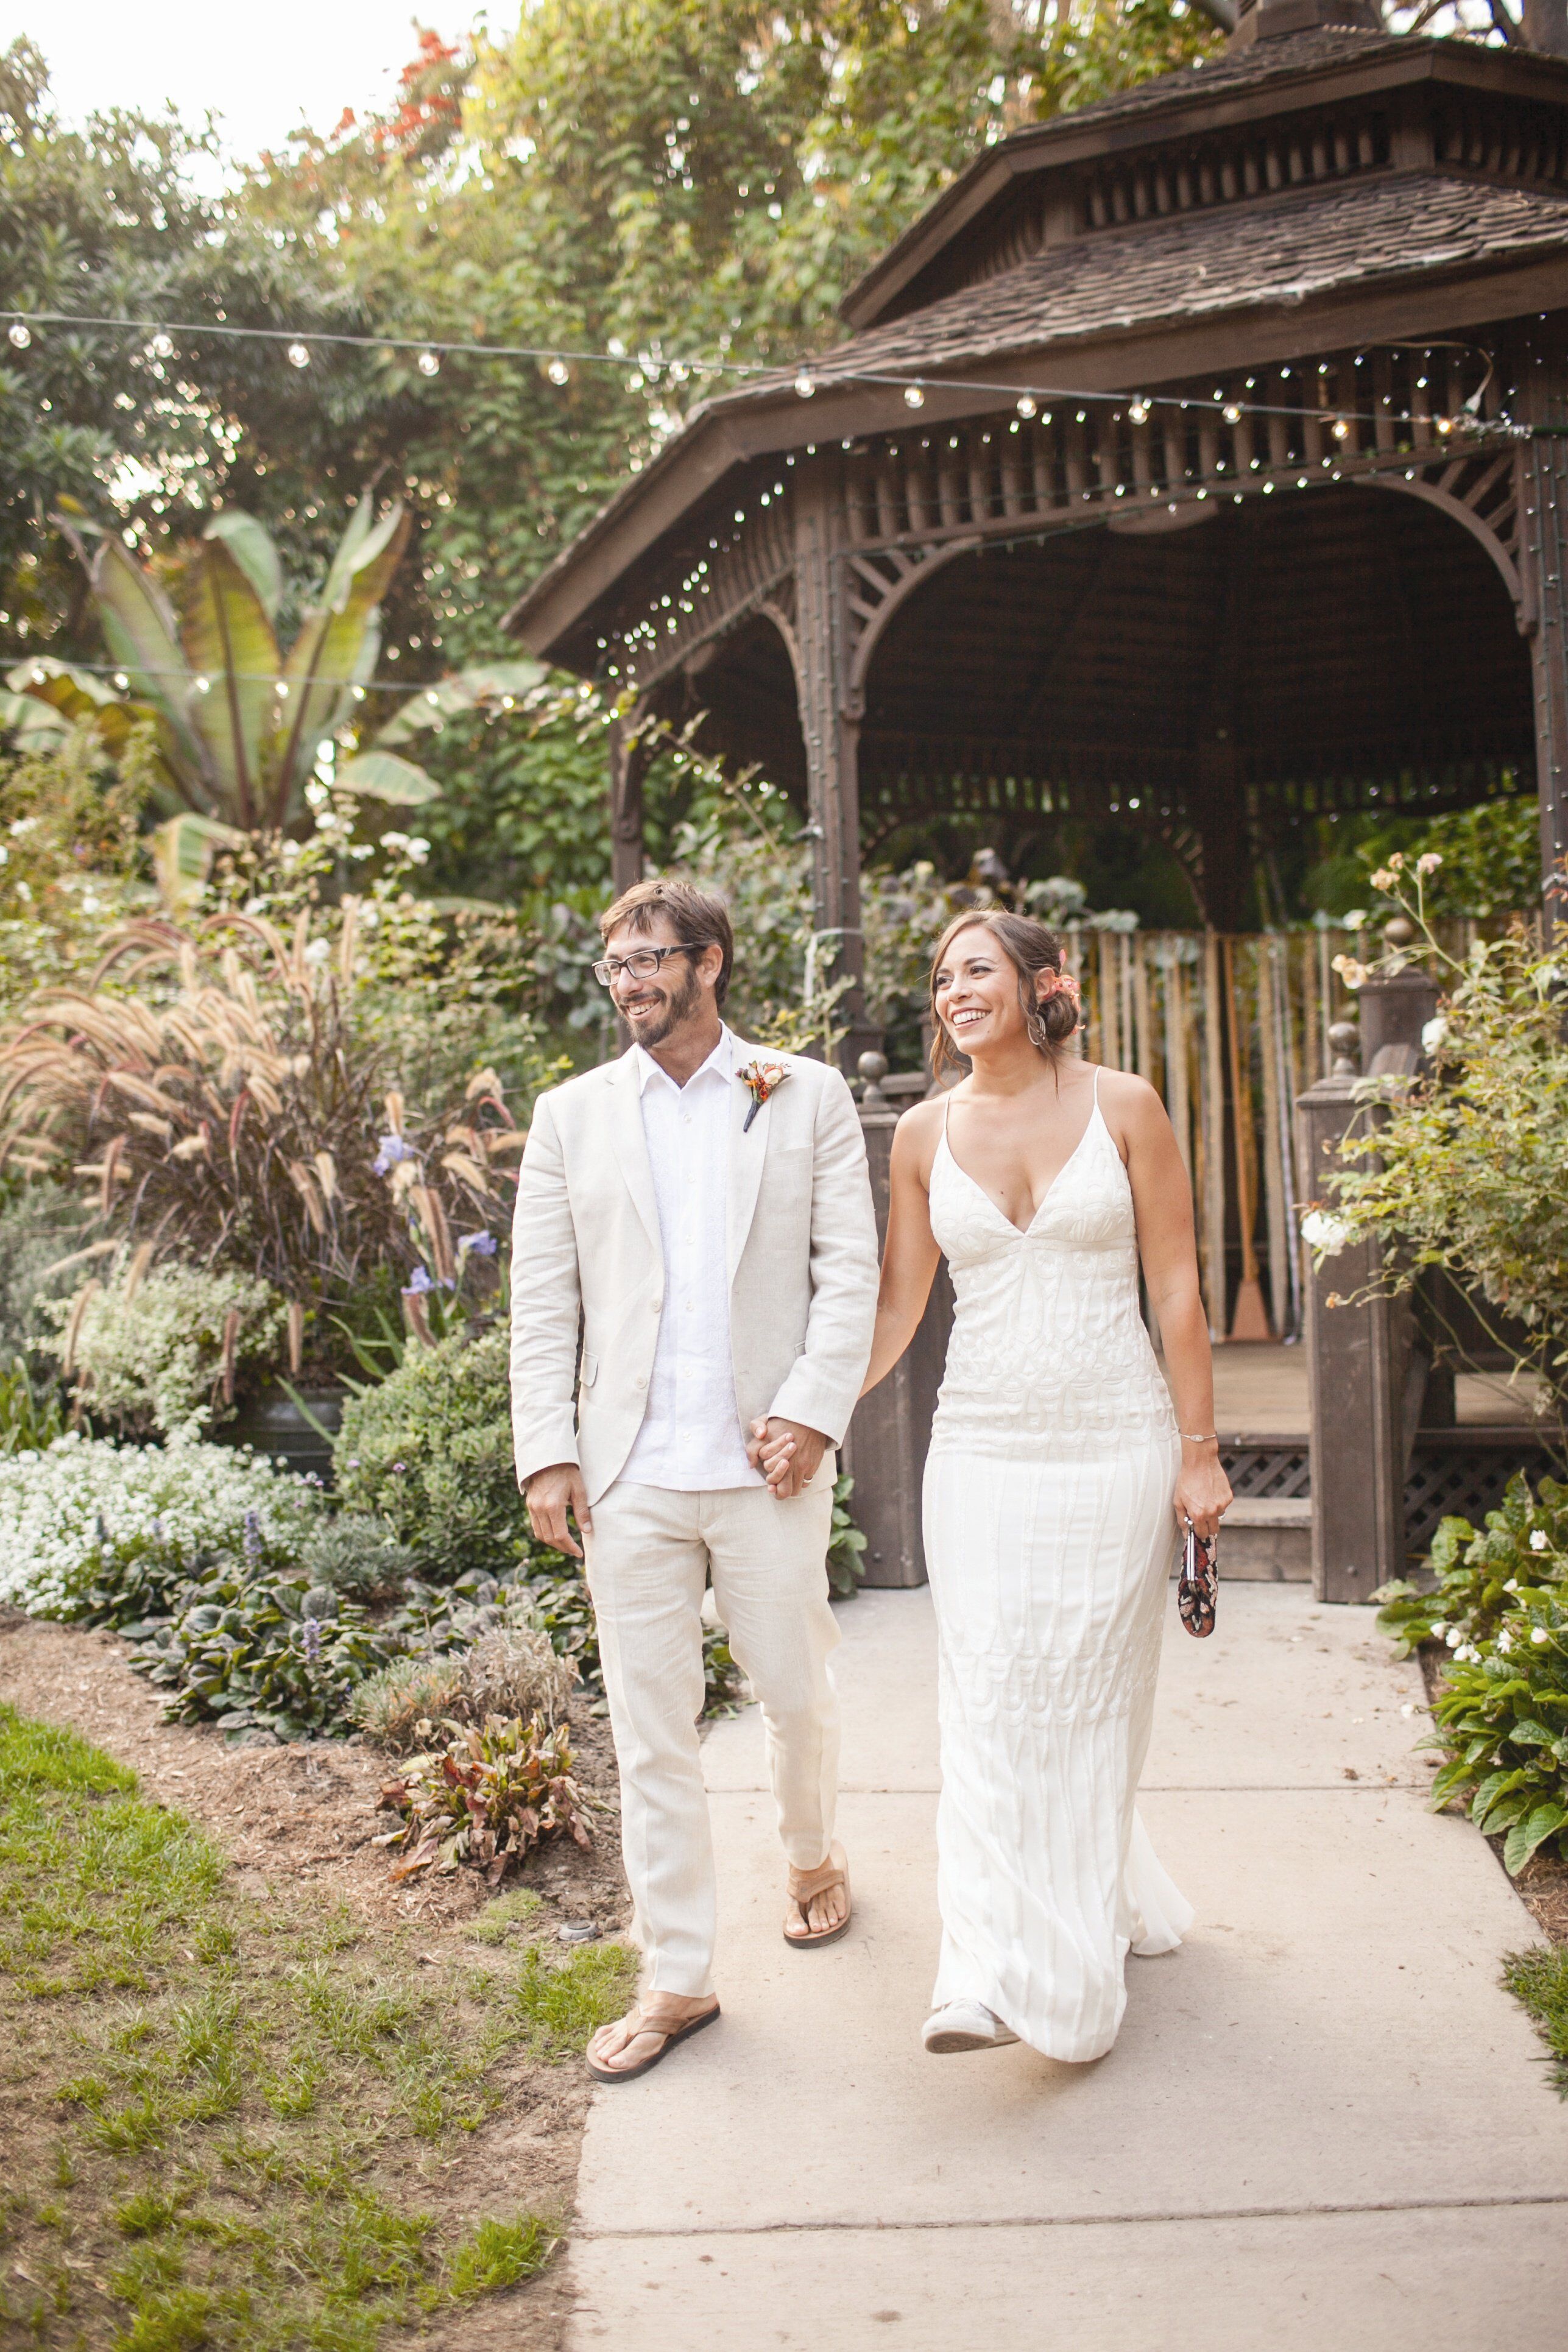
[579,1352,599,1390]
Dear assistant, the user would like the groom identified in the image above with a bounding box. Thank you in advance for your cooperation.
[509,877,878,2080]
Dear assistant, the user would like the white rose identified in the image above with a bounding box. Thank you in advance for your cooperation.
[1532,1626,1550,1646]
[1301,1209,1355,1256]
[1530,1531,1550,1553]
[1421,1017,1449,1054]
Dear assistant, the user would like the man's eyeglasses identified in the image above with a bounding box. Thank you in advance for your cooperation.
[592,942,705,987]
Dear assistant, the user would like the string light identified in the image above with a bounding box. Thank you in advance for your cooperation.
[0,308,1511,437]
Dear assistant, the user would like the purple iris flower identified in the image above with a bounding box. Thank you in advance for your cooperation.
[458,1231,498,1257]
[404,1266,436,1296]
[372,1134,418,1176]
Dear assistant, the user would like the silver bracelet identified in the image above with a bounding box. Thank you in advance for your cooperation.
[1181,1431,1218,1444]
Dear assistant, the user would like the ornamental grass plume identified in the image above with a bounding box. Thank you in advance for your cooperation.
[0,911,524,1308]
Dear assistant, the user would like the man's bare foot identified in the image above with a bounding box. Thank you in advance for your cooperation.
[586,1993,719,2078]
[784,1840,851,1944]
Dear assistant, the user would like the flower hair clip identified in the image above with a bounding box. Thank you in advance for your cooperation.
[1039,967,1082,1007]
[738,1059,789,1132]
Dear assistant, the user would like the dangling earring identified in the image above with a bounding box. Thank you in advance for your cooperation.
[1026,1007,1051,1053]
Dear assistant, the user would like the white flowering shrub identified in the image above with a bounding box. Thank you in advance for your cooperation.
[1375,1472,1568,1874]
[0,1432,321,1619]
[39,1263,284,1437]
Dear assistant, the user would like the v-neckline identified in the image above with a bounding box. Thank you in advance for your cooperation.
[941,1102,1104,1238]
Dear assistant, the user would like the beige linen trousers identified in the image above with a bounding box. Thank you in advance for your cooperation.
[509,1038,878,1993]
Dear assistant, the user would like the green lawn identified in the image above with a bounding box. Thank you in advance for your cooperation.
[0,1703,636,2349]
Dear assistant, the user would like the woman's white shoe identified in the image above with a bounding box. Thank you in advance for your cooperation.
[922,2000,1020,2054]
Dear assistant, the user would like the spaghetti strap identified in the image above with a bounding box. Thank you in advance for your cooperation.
[1092,1065,1101,1110]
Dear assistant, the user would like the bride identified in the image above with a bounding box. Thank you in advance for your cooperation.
[863,909,1231,2063]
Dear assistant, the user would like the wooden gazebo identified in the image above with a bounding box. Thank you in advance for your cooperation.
[509,0,1568,1059]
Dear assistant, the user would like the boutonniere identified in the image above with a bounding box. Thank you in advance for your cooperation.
[738,1059,789,1132]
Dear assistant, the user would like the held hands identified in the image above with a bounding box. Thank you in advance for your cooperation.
[526,1462,592,1559]
[1175,1439,1232,1545]
[747,1416,828,1499]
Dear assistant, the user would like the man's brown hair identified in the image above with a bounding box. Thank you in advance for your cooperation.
[599,877,735,1008]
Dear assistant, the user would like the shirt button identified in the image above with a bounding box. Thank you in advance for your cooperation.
[651,1296,662,1311]
[635,1374,648,1390]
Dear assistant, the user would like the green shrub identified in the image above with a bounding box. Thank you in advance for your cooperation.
[333,1326,530,1577]
[299,1511,417,1603]
[40,1261,285,1437]
[0,1351,65,1454]
[1377,1472,1568,1874]
[828,1471,867,1598]
[350,1655,468,1751]
[131,1555,395,1743]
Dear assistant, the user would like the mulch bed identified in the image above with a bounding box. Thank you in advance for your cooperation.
[0,1608,633,2352]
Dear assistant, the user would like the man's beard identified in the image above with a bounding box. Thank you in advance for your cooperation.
[623,959,702,1047]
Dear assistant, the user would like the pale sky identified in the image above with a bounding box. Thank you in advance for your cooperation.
[3,2,479,166]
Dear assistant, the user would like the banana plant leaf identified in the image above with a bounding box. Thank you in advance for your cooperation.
[178,538,283,831]
[333,750,441,805]
[202,510,283,619]
[374,657,547,747]
[151,811,249,910]
[81,535,211,793]
[276,503,411,821]
[0,691,69,741]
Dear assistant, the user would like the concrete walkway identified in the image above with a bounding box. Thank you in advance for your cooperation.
[563,1584,1568,2350]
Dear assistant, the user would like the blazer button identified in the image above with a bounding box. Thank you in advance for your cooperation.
[651,1296,662,1311]
[635,1374,648,1390]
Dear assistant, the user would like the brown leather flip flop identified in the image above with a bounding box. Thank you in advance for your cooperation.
[585,2001,721,2084]
[783,1843,852,1950]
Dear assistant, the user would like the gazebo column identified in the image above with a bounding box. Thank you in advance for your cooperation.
[793,459,878,1068]
[607,713,651,899]
[1518,333,1568,899]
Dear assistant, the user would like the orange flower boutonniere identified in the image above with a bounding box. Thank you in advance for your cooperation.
[738,1059,789,1132]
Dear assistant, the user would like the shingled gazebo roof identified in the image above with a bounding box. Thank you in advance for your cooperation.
[508,23,1568,671]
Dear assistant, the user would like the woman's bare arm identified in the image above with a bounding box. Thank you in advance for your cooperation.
[1105,1071,1233,1539]
[861,1102,944,1397]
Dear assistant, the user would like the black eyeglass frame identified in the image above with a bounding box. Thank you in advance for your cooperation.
[591,941,707,987]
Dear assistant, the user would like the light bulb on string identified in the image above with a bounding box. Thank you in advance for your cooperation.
[8,322,31,349]
[1222,401,1242,424]
[1016,394,1037,419]
[417,350,440,377]
[903,385,925,410]
[1128,397,1151,425]
[287,342,311,369]
[794,369,815,399]
[149,332,174,359]
[1332,415,1351,440]
[546,358,570,386]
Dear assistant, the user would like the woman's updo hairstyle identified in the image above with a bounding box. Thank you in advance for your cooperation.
[928,909,1080,1078]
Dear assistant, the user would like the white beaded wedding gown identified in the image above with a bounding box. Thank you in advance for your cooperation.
[922,1070,1192,2062]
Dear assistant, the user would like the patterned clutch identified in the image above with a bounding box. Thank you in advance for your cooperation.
[1178,1522,1218,1639]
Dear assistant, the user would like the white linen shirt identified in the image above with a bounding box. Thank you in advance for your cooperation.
[620,1026,761,1491]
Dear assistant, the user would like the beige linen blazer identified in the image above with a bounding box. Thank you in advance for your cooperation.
[509,1035,879,1506]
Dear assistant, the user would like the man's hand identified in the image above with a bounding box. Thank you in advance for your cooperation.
[747,1417,828,1500]
[526,1462,591,1559]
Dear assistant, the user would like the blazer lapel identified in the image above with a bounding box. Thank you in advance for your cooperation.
[605,1051,661,1255]
[726,1034,772,1285]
